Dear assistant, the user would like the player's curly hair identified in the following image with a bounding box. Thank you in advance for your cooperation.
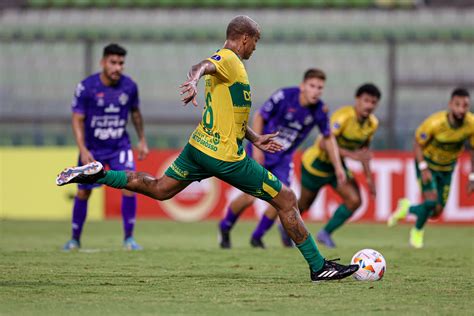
[451,88,470,99]
[355,83,381,100]
[226,16,260,40]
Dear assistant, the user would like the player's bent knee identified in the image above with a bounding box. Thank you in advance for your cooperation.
[274,186,297,212]
[346,195,362,211]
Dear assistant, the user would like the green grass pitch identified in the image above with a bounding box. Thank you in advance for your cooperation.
[0,220,473,315]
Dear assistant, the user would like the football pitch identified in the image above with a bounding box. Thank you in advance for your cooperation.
[0,220,472,315]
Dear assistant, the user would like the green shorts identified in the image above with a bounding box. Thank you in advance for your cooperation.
[415,161,453,207]
[165,143,282,201]
[301,159,353,193]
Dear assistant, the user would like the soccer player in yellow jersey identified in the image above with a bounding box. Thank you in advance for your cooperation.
[297,84,381,248]
[388,88,474,248]
[56,16,358,282]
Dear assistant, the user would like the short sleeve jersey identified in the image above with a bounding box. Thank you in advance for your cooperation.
[188,49,251,162]
[71,73,139,158]
[302,105,379,169]
[247,87,330,167]
[415,111,474,171]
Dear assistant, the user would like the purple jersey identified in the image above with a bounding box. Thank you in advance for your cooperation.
[71,73,139,158]
[247,87,330,168]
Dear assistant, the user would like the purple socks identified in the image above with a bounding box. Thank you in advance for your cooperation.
[219,207,240,232]
[252,215,276,240]
[121,195,137,240]
[71,197,88,241]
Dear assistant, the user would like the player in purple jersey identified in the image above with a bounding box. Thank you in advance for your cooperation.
[63,44,149,251]
[218,69,346,249]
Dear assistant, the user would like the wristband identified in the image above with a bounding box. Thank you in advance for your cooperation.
[418,161,428,171]
[469,173,474,182]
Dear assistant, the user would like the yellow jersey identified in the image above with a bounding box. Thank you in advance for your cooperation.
[416,111,474,171]
[302,106,379,175]
[188,48,251,162]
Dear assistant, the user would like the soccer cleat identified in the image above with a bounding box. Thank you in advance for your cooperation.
[277,224,295,248]
[316,229,336,248]
[310,258,359,282]
[387,198,410,227]
[409,227,424,249]
[218,226,231,249]
[250,237,266,249]
[123,237,143,251]
[56,161,105,186]
[62,239,80,251]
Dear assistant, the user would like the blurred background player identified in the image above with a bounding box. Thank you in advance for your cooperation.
[298,83,381,248]
[63,43,149,251]
[388,88,474,248]
[56,16,359,282]
[218,68,346,249]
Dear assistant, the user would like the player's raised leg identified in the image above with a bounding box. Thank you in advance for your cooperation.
[218,193,256,249]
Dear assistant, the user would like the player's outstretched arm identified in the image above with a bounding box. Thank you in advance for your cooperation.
[245,125,283,154]
[179,60,216,107]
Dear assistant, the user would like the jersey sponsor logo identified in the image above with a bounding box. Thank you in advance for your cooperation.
[210,54,221,61]
[91,115,126,128]
[94,127,125,140]
[119,93,129,106]
[91,116,127,140]
[191,130,218,152]
[104,103,120,113]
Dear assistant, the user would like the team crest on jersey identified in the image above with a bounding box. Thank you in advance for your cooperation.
[97,98,104,107]
[333,122,341,129]
[304,115,314,125]
[420,133,427,140]
[210,54,221,61]
[119,93,129,106]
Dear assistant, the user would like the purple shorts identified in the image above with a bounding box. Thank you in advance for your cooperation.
[77,148,136,190]
[246,143,292,186]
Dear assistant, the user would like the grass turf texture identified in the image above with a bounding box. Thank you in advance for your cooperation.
[0,221,473,315]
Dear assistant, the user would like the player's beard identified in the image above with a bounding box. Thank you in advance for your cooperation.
[106,71,121,84]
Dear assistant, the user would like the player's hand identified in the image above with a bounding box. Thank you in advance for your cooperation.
[421,169,432,185]
[179,77,199,107]
[335,167,347,186]
[367,177,377,197]
[252,147,265,165]
[253,132,283,153]
[137,139,149,161]
[351,148,372,163]
[79,149,95,165]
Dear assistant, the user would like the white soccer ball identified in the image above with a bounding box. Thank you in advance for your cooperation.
[351,248,386,281]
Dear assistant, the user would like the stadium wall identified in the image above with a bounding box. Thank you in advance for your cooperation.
[1,148,472,223]
[0,148,103,220]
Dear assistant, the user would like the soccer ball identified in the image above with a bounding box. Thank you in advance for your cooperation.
[351,249,386,281]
